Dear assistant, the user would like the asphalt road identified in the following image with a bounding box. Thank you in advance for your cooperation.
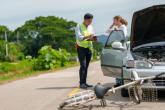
[0,61,165,110]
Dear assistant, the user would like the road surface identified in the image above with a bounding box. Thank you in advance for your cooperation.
[0,61,165,110]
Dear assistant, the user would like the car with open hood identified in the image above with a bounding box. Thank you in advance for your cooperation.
[100,5,165,97]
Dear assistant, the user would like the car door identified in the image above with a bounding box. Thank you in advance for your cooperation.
[96,34,109,47]
[101,30,126,77]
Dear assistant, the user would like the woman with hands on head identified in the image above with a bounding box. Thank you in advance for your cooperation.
[106,16,128,38]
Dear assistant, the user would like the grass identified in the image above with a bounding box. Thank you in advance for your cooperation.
[0,59,98,85]
[0,60,79,84]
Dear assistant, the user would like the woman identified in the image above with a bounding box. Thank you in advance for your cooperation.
[106,16,128,87]
[106,16,128,37]
[119,18,128,37]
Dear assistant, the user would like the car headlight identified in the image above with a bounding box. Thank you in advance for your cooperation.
[126,60,152,69]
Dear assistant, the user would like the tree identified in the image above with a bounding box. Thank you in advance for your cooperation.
[0,40,24,62]
[0,40,6,60]
[12,16,77,57]
[7,42,24,61]
[0,25,12,40]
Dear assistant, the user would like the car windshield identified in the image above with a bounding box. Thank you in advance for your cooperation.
[105,30,125,48]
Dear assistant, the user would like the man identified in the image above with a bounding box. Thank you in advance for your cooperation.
[75,13,96,89]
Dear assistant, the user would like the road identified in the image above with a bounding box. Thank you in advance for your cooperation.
[0,61,165,110]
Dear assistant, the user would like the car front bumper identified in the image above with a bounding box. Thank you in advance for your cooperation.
[123,66,165,90]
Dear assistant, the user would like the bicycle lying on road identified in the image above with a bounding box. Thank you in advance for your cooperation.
[59,71,165,110]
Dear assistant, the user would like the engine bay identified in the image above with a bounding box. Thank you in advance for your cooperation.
[132,45,165,62]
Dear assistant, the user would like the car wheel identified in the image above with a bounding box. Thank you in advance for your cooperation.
[121,68,129,97]
[121,88,129,97]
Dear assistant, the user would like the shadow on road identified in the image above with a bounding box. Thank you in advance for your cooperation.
[37,86,78,90]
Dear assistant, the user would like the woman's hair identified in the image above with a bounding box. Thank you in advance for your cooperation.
[114,16,122,21]
[114,16,128,26]
[121,18,128,26]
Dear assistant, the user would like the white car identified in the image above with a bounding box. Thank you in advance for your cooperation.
[100,5,165,97]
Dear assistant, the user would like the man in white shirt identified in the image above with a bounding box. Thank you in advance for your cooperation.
[75,23,95,42]
[75,13,96,89]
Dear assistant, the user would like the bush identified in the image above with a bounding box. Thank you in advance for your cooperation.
[33,45,71,70]
[0,40,24,62]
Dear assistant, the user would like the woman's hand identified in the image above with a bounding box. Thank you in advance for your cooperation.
[110,24,115,29]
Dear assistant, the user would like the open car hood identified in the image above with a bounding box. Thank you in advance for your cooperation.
[130,5,165,50]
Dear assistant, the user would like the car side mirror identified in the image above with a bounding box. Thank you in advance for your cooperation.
[111,41,126,51]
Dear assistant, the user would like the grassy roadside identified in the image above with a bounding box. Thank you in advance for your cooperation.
[0,60,79,85]
[0,60,98,85]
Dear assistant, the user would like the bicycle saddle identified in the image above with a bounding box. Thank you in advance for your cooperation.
[94,83,112,99]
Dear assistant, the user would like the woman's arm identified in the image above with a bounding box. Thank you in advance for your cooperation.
[106,24,118,33]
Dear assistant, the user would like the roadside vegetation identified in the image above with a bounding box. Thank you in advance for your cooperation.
[0,16,102,84]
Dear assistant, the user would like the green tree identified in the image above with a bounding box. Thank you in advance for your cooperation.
[0,25,10,35]
[0,25,12,41]
[7,42,24,61]
[93,42,103,59]
[0,40,24,62]
[13,16,77,57]
[0,40,6,60]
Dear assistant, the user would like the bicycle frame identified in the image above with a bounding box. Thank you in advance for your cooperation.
[59,71,165,109]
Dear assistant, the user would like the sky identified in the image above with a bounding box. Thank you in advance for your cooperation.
[0,0,165,34]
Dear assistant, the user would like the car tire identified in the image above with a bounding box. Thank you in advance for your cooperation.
[121,88,129,97]
[121,68,129,97]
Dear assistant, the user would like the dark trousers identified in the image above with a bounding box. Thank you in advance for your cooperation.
[77,47,92,85]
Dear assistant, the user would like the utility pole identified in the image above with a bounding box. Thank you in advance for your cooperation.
[16,31,19,43]
[5,31,9,57]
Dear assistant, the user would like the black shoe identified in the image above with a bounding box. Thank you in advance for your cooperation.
[80,84,88,89]
[114,83,120,87]
[85,83,93,87]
